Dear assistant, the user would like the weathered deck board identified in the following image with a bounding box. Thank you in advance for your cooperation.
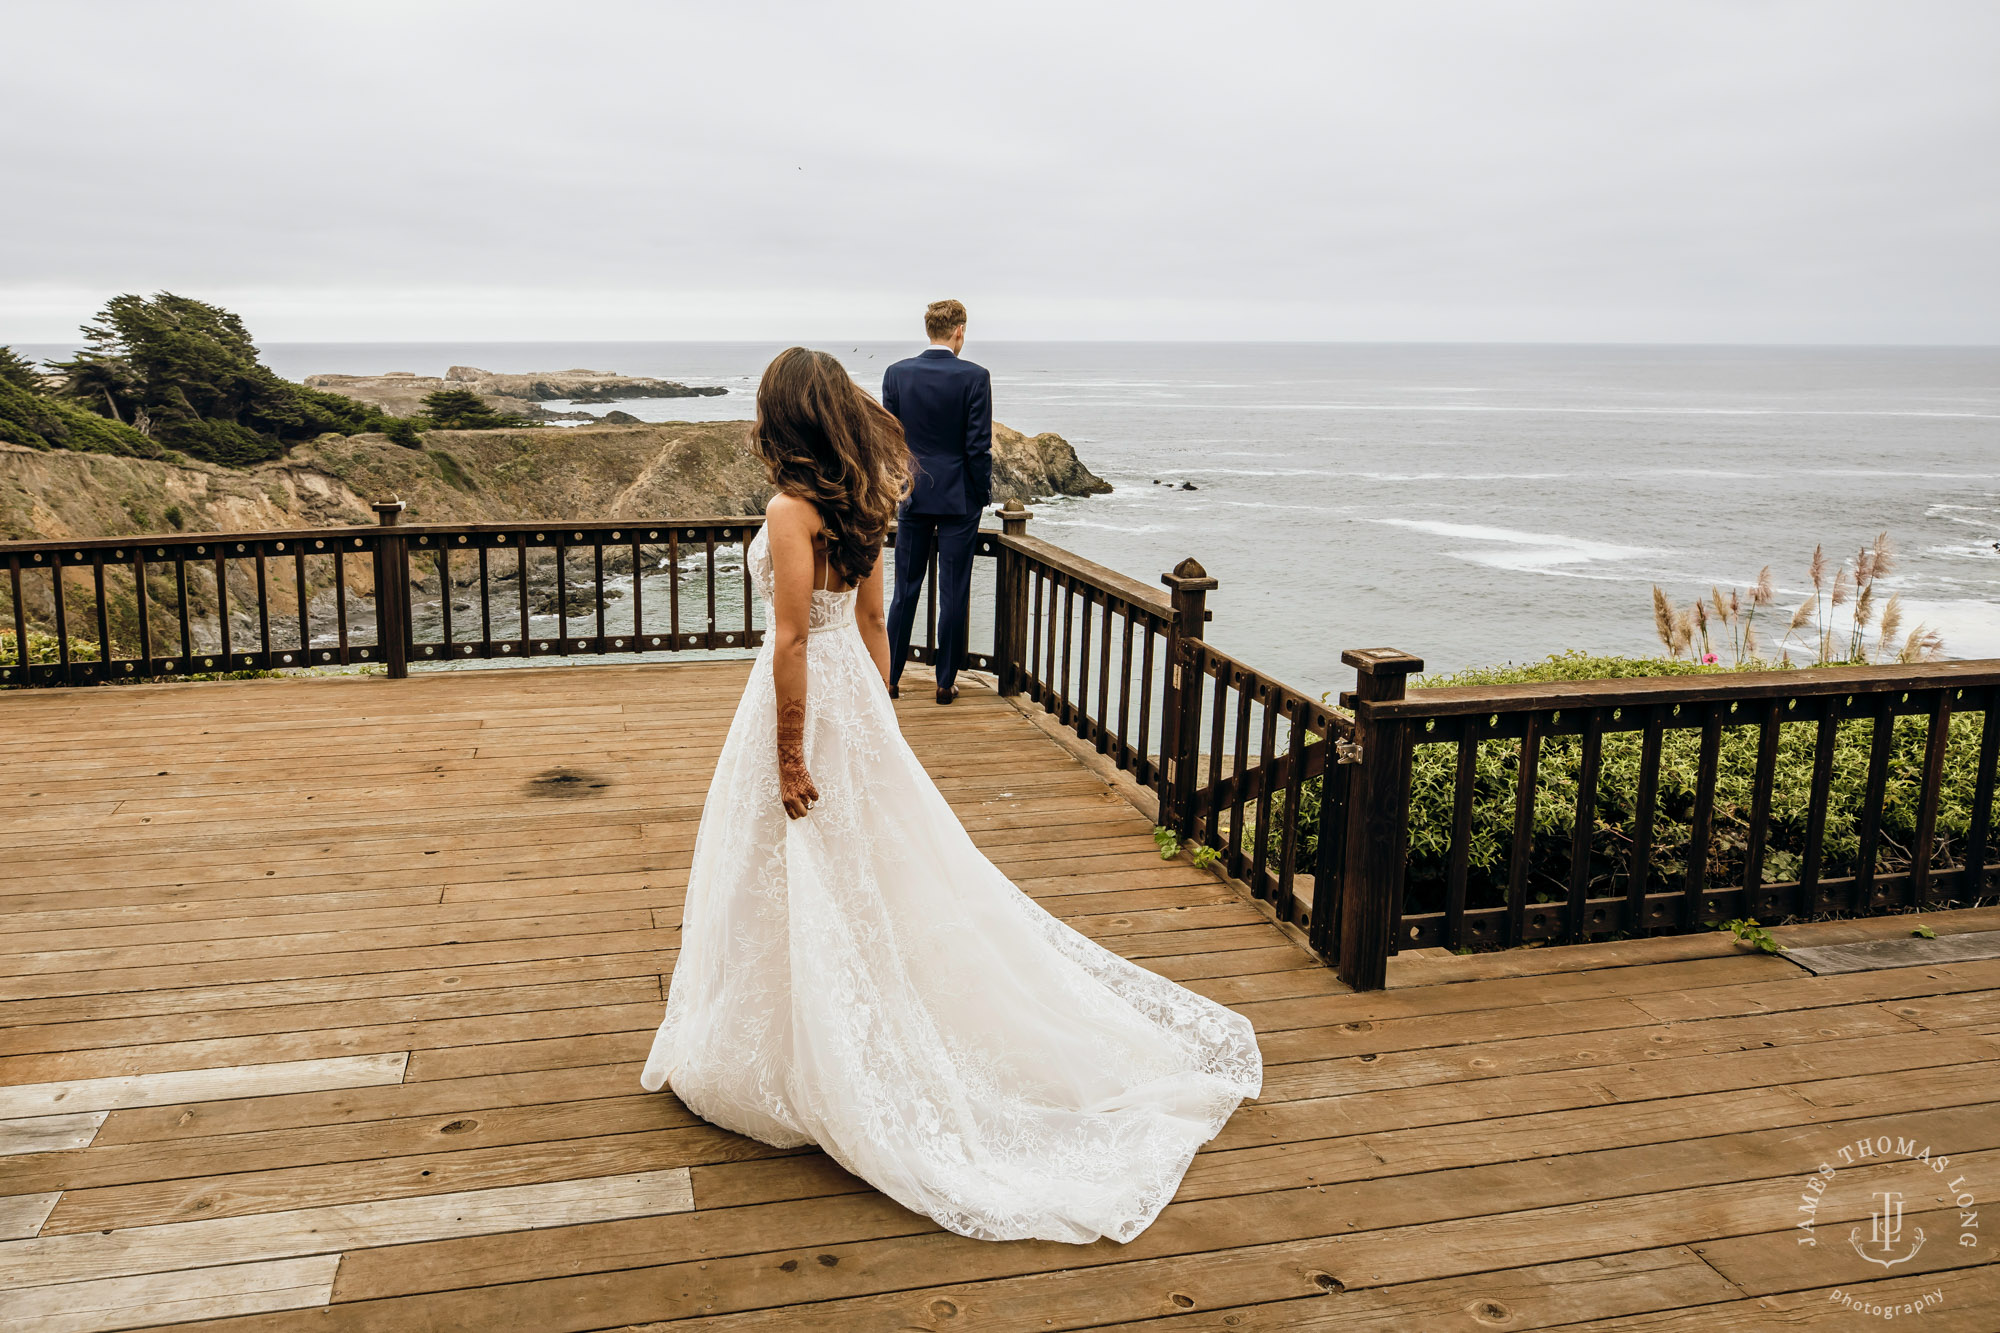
[3,662,1996,1332]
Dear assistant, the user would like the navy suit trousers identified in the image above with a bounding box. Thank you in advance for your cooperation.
[887,509,981,693]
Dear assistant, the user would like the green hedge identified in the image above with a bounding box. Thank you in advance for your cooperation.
[1267,652,1993,918]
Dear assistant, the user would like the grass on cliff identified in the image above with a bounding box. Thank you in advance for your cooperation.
[1259,651,1992,916]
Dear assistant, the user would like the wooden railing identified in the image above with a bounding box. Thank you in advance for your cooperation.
[1,502,990,686]
[10,502,1996,994]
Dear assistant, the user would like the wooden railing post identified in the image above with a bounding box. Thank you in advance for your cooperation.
[372,499,409,679]
[992,500,1032,695]
[1158,558,1217,833]
[1337,648,1424,990]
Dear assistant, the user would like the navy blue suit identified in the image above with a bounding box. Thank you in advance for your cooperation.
[882,347,993,693]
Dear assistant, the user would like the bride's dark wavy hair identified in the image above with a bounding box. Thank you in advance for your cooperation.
[751,347,911,587]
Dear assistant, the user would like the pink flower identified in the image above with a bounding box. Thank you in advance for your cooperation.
[1702,652,1718,664]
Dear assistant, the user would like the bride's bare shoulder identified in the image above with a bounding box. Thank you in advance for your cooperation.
[764,492,823,535]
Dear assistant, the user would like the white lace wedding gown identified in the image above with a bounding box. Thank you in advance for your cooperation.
[640,526,1262,1244]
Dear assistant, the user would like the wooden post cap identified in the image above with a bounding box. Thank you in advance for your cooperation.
[1160,557,1218,593]
[1341,648,1424,676]
[373,499,406,525]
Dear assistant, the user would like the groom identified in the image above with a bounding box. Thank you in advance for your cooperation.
[883,298,993,705]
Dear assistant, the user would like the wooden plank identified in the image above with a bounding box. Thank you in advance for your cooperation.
[0,1111,105,1156]
[39,1122,763,1234]
[0,1054,409,1118]
[0,1195,58,1242]
[0,1169,693,1292]
[1782,931,2000,976]
[0,1255,337,1333]
[666,1244,1737,1333]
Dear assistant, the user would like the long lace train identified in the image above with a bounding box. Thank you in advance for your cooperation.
[639,526,1262,1244]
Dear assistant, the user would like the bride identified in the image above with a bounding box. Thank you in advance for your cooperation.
[640,347,1262,1245]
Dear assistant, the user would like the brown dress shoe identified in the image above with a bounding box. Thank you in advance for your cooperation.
[935,685,959,705]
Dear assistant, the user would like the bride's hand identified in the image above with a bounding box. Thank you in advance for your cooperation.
[780,762,819,820]
[777,699,818,819]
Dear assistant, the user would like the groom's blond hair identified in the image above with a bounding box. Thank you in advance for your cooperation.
[925,299,967,340]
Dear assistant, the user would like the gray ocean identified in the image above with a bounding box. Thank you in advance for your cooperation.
[163,342,2000,695]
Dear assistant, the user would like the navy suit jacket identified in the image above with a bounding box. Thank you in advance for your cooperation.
[882,348,993,516]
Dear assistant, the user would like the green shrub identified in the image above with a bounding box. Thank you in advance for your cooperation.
[0,371,162,457]
[34,294,401,465]
[421,388,529,431]
[1263,651,1992,920]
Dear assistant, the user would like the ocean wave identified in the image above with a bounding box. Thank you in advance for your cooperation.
[1372,518,1658,571]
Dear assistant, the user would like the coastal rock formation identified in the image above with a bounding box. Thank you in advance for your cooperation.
[0,419,1110,546]
[303,367,725,421]
[991,423,1113,501]
[442,366,728,402]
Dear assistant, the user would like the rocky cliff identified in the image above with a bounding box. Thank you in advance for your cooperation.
[303,367,725,420]
[0,419,1109,545]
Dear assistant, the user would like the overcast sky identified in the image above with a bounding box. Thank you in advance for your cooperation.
[4,1,1997,343]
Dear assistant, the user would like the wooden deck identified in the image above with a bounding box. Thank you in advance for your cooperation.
[3,661,1998,1332]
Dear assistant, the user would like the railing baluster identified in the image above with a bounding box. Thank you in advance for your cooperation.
[1250,690,1280,896]
[1051,574,1065,707]
[1681,704,1723,930]
[594,538,606,648]
[293,547,309,655]
[1116,609,1135,768]
[1566,707,1603,944]
[1095,598,1113,753]
[1077,593,1094,737]
[1029,568,1046,701]
[1275,698,1309,920]
[439,546,453,648]
[1309,726,1349,958]
[478,544,492,648]
[255,549,271,662]
[742,528,754,642]
[1854,697,1895,911]
[9,557,27,678]
[1136,620,1156,785]
[1226,674,1254,882]
[1058,576,1075,724]
[1743,699,1783,916]
[214,546,231,664]
[631,535,645,640]
[704,532,718,643]
[668,530,683,643]
[517,543,532,650]
[1963,687,1998,901]
[134,550,152,672]
[175,557,191,661]
[1446,728,1476,949]
[1909,691,1952,908]
[334,549,348,657]
[1800,698,1839,912]
[1204,659,1229,849]
[1505,710,1541,946]
[92,551,111,673]
[556,538,569,644]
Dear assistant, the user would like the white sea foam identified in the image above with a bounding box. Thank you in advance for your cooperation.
[1373,519,1657,573]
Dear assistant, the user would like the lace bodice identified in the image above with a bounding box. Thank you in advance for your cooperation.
[747,525,857,634]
